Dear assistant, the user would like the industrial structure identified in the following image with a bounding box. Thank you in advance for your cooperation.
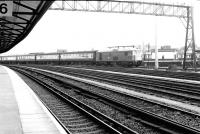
[0,1,54,52]
[0,1,197,71]
[49,1,196,71]
[1,1,200,134]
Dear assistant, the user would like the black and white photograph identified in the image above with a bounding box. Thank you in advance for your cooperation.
[0,0,200,134]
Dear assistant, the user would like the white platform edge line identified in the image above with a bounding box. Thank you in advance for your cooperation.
[3,66,68,134]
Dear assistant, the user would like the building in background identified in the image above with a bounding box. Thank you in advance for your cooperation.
[144,45,178,60]
[57,49,67,53]
[151,47,178,60]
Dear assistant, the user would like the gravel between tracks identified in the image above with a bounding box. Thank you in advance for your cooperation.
[17,73,110,134]
[17,71,162,134]
[37,70,200,131]
[35,66,200,107]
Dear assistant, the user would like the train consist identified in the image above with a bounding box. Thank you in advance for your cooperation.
[0,49,143,67]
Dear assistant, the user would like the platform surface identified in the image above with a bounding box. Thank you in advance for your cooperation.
[0,65,67,134]
[0,66,22,134]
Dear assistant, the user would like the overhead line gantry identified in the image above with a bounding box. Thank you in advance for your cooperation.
[49,0,196,71]
[0,1,196,71]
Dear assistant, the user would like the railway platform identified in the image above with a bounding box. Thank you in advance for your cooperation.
[0,65,67,134]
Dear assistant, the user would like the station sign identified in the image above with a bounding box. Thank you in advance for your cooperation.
[0,1,13,16]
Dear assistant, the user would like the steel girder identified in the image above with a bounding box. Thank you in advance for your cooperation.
[0,1,54,53]
[50,0,196,71]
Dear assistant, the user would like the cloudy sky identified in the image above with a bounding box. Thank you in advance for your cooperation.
[1,0,200,55]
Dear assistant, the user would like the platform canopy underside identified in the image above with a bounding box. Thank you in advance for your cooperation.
[0,1,54,53]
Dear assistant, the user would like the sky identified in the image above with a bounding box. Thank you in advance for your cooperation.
[1,0,200,55]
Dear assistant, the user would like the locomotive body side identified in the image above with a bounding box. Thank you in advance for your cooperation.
[97,51,132,61]
[96,49,142,67]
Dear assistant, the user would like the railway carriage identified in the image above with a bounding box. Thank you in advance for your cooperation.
[36,53,59,64]
[1,56,17,64]
[36,54,59,60]
[17,55,36,64]
[60,51,97,65]
[0,50,142,67]
[17,55,35,60]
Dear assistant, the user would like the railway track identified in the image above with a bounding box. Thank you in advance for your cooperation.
[10,65,200,134]
[68,65,200,81]
[34,65,200,105]
[14,68,138,134]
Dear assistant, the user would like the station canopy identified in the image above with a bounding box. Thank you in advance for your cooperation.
[0,1,54,53]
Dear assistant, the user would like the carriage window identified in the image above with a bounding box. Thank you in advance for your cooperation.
[99,53,102,60]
